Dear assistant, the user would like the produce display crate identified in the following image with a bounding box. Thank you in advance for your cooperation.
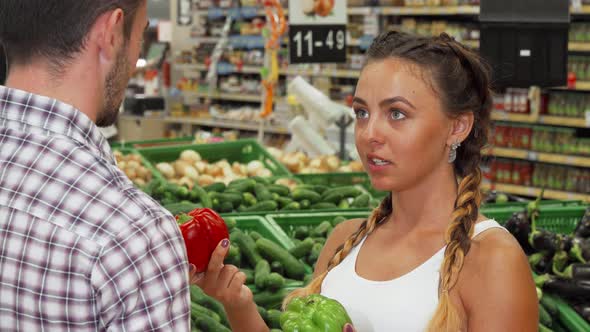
[222,215,293,250]
[110,136,194,149]
[138,139,291,177]
[535,205,587,234]
[113,147,165,182]
[266,211,372,250]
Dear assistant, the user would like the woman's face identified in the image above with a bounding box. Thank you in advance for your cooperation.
[354,58,454,192]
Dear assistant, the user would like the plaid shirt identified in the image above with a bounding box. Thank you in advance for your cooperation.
[0,86,190,331]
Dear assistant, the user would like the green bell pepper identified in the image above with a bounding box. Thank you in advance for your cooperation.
[280,294,352,332]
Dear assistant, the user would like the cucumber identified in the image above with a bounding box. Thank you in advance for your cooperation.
[225,244,241,266]
[281,201,301,211]
[254,183,274,201]
[292,189,321,203]
[204,182,226,193]
[218,192,243,208]
[266,309,282,329]
[538,323,553,332]
[311,221,333,238]
[321,186,363,203]
[253,288,290,309]
[293,225,310,240]
[251,176,270,185]
[225,217,237,231]
[308,243,324,266]
[230,229,263,267]
[191,302,221,323]
[276,196,294,208]
[256,238,306,279]
[312,237,327,245]
[351,193,371,208]
[257,305,268,322]
[218,201,234,213]
[255,260,271,289]
[192,186,212,208]
[300,200,311,209]
[332,216,347,226]
[227,179,256,193]
[265,272,285,291]
[194,315,231,332]
[249,231,263,242]
[270,261,284,275]
[271,192,280,201]
[539,303,553,328]
[190,286,230,327]
[242,192,258,206]
[338,199,350,209]
[243,200,278,212]
[267,184,290,196]
[242,268,255,284]
[289,237,315,258]
[310,202,338,210]
[370,198,381,208]
[163,202,198,216]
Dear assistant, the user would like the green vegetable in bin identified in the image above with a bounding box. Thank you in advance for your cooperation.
[280,294,352,332]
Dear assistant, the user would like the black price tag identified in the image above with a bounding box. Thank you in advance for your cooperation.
[289,25,347,64]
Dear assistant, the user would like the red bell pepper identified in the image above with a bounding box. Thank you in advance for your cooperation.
[176,208,229,273]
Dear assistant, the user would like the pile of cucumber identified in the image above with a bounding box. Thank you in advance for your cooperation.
[148,176,378,216]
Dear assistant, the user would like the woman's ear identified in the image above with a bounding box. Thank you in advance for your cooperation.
[447,112,474,146]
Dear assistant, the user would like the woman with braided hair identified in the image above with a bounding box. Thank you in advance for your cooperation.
[193,30,538,332]
[283,30,539,331]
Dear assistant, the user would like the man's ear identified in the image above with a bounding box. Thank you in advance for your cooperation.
[93,8,125,63]
[447,112,474,146]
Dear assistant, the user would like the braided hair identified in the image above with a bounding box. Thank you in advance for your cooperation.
[284,30,492,331]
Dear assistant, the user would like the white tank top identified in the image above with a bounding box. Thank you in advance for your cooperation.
[321,219,506,332]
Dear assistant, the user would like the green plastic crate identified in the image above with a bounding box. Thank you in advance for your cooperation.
[266,211,372,250]
[110,136,194,149]
[222,215,293,250]
[535,205,586,234]
[137,139,291,177]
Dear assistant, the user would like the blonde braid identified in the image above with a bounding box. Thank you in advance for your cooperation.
[282,193,392,309]
[426,168,483,331]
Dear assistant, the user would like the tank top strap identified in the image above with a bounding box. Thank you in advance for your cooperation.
[472,219,506,238]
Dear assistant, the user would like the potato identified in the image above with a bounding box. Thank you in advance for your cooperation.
[136,166,150,179]
[124,167,137,179]
[126,160,141,170]
[178,176,194,189]
[197,174,215,186]
[133,178,146,187]
[324,155,340,171]
[156,162,175,179]
[194,160,208,174]
[247,160,264,176]
[256,168,272,177]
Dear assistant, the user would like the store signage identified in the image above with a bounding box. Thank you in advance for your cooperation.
[288,0,347,64]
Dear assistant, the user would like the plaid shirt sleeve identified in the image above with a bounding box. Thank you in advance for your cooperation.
[90,213,190,331]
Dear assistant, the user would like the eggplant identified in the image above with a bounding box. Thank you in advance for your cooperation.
[530,229,560,255]
[575,208,590,238]
[530,252,554,275]
[552,251,570,276]
[560,235,573,252]
[572,264,590,281]
[570,237,590,264]
[505,211,534,255]
[543,277,590,301]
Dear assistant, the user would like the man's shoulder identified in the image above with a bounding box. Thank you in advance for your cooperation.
[0,130,174,245]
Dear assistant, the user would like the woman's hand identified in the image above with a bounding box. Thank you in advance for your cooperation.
[190,239,253,310]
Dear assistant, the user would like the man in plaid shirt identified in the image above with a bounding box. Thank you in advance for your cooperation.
[0,1,192,330]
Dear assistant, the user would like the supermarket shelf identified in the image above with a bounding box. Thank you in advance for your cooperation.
[348,6,479,16]
[183,91,262,103]
[481,181,590,202]
[176,63,361,79]
[196,37,220,44]
[164,116,289,135]
[550,81,590,92]
[483,147,590,168]
[571,5,590,15]
[569,42,590,52]
[491,111,590,128]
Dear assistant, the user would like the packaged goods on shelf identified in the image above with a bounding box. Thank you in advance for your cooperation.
[546,92,590,118]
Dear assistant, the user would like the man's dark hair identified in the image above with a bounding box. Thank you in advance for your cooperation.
[0,0,143,72]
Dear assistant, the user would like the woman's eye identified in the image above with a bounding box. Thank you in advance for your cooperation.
[390,110,406,121]
[354,109,369,119]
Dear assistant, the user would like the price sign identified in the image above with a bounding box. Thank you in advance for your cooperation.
[289,0,347,64]
[289,26,346,63]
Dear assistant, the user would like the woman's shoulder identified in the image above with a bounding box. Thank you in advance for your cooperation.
[458,221,538,329]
